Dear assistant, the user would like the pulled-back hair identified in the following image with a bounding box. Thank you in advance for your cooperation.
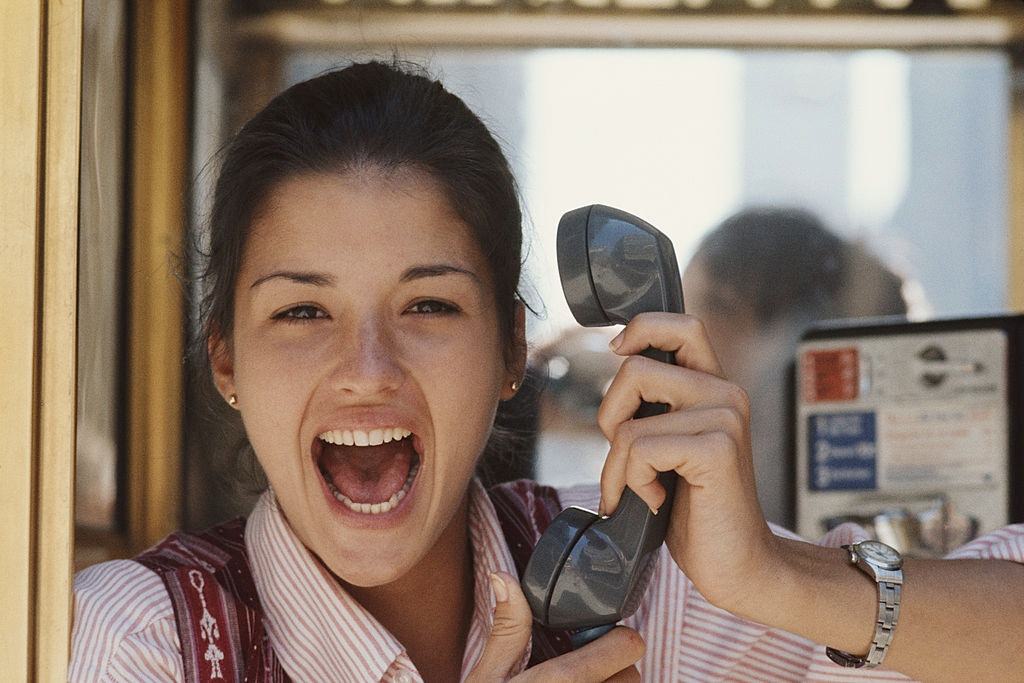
[193,60,525,371]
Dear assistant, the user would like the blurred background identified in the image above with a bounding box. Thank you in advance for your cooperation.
[75,0,1024,568]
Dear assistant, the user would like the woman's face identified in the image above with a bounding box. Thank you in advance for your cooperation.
[212,169,521,586]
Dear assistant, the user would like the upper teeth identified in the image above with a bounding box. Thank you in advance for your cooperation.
[318,427,412,447]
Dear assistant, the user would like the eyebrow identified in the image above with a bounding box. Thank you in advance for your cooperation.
[249,264,481,290]
[399,264,481,285]
[250,271,335,289]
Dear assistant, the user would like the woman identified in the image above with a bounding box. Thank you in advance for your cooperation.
[71,61,1024,682]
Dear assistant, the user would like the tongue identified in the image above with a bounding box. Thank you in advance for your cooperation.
[320,440,414,503]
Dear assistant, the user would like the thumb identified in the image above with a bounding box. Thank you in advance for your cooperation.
[465,571,534,682]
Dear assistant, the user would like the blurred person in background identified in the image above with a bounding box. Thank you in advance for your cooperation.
[683,207,913,527]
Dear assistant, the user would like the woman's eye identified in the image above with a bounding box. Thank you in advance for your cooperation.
[274,305,327,322]
[408,299,458,315]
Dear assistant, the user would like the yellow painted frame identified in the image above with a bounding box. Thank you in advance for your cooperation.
[1010,57,1024,312]
[125,0,191,552]
[0,0,82,680]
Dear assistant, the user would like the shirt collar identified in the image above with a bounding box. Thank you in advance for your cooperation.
[246,479,528,682]
[461,478,531,677]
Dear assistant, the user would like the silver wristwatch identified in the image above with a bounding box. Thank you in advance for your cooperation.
[825,540,903,669]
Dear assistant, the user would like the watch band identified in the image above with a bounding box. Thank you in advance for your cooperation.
[825,542,903,669]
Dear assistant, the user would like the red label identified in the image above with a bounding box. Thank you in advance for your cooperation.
[802,347,859,402]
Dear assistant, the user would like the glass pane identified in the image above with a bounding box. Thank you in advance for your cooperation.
[187,27,1010,530]
[76,0,127,537]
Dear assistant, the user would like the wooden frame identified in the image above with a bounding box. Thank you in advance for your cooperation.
[37,2,84,677]
[0,4,44,676]
[237,10,1024,48]
[1010,55,1024,312]
[125,0,191,552]
[0,1,82,679]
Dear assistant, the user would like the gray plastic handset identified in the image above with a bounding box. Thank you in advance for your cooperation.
[522,205,685,644]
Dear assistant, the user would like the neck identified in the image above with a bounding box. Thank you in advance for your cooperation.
[345,493,475,682]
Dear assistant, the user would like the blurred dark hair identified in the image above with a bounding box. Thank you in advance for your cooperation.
[691,207,909,528]
[692,207,908,325]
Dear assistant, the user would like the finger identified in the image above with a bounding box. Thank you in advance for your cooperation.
[525,627,644,682]
[604,665,641,683]
[608,312,722,377]
[599,408,746,514]
[465,572,533,682]
[596,356,749,442]
[604,431,743,515]
[618,436,724,516]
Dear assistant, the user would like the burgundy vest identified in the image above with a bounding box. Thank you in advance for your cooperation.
[135,480,574,682]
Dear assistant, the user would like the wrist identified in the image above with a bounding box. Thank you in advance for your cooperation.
[728,536,878,656]
[713,533,794,621]
[826,541,904,668]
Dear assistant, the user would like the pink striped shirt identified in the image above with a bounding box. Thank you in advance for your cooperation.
[71,481,1024,681]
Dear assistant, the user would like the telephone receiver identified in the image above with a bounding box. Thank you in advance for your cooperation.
[522,204,685,648]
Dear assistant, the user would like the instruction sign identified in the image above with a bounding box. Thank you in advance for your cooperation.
[808,411,877,491]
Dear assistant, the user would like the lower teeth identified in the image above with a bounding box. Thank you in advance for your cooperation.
[325,461,420,515]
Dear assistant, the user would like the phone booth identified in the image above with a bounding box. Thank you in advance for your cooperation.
[794,315,1024,556]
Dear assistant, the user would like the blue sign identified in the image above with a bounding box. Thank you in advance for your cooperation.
[808,412,877,491]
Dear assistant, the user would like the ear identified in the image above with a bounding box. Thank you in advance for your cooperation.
[208,329,237,405]
[500,301,528,401]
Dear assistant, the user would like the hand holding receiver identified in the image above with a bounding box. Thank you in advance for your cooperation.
[597,311,778,617]
[465,572,644,683]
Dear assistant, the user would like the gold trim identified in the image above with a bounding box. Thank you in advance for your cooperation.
[126,0,191,551]
[1010,59,1024,312]
[238,10,1024,48]
[36,0,83,678]
[0,2,45,678]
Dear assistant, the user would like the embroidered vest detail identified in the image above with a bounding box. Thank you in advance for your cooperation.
[135,519,289,682]
[134,480,574,681]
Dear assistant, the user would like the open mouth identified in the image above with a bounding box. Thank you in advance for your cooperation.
[314,427,422,515]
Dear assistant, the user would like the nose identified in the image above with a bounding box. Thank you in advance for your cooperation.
[326,317,405,397]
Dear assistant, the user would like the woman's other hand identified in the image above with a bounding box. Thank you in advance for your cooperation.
[465,572,644,682]
[598,312,779,616]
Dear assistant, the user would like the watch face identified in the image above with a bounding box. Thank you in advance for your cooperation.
[857,541,902,569]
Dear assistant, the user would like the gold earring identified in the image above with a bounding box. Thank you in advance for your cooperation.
[228,393,238,407]
[510,380,520,392]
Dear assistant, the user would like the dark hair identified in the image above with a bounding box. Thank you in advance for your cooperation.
[193,60,526,372]
[692,207,907,326]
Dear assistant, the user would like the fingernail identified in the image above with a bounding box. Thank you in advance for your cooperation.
[490,572,509,603]
[609,330,625,351]
[598,500,606,517]
[651,506,659,516]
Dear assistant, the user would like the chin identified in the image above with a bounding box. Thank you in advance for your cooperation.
[321,537,423,588]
